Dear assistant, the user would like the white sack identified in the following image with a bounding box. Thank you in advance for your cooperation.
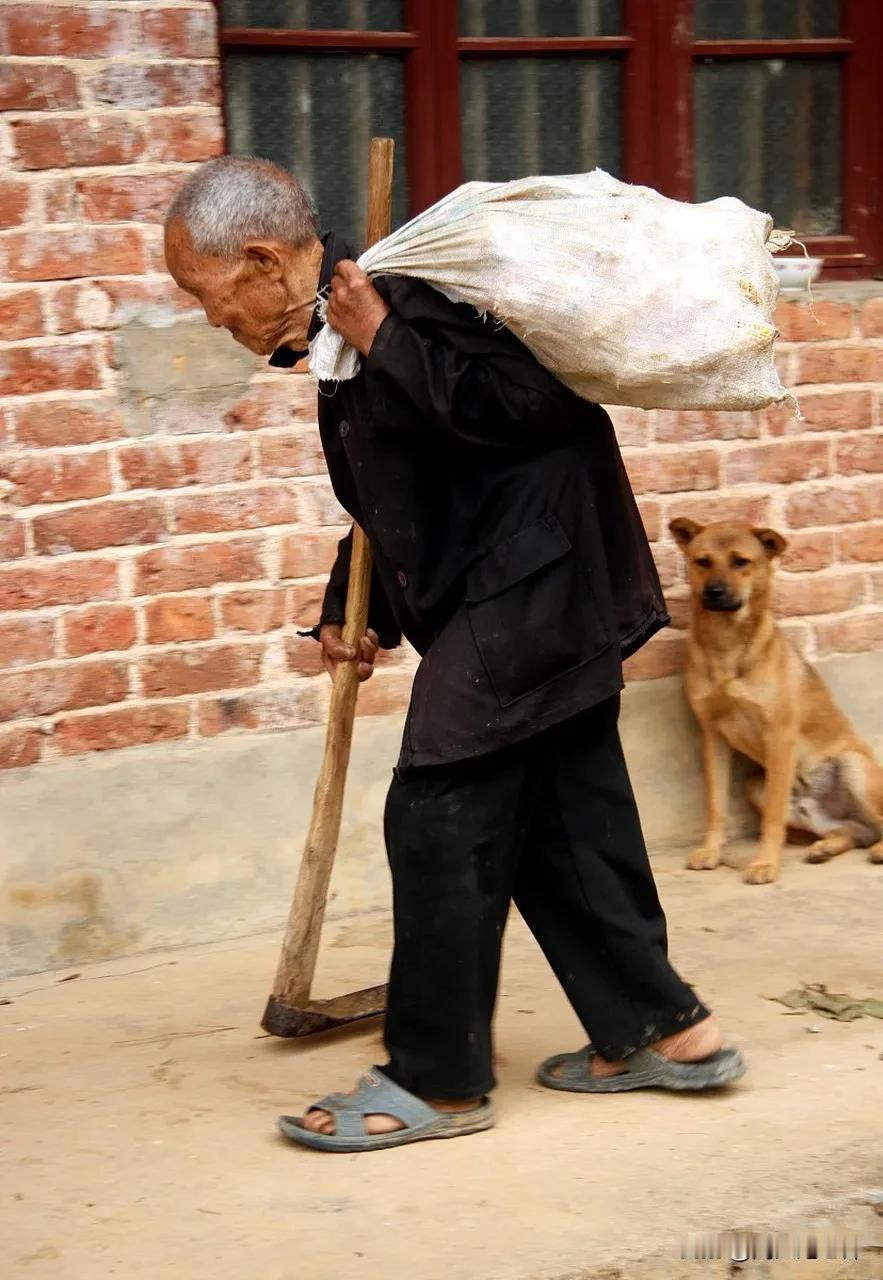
[309,169,791,413]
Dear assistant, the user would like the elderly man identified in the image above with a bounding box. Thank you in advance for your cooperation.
[164,155,745,1154]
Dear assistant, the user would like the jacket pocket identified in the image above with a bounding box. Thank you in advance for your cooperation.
[465,515,611,707]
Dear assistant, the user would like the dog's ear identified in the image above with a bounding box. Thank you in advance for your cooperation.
[669,517,703,551]
[752,527,788,559]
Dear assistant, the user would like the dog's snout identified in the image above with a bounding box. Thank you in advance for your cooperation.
[704,580,728,601]
[701,578,741,612]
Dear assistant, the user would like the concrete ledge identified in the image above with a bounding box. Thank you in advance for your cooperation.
[2,652,881,976]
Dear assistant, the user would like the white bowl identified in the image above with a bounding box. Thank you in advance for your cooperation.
[773,257,823,293]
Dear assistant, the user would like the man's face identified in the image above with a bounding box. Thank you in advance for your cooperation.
[164,219,323,357]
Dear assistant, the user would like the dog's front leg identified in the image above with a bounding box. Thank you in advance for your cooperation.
[745,729,798,884]
[687,724,732,870]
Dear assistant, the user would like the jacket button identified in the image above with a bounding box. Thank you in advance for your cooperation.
[339,419,350,437]
[396,569,409,589]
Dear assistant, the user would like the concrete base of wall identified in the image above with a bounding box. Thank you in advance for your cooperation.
[2,652,881,977]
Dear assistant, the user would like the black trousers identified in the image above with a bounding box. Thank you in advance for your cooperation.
[381,695,708,1100]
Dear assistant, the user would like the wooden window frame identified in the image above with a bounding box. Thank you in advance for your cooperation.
[215,0,883,276]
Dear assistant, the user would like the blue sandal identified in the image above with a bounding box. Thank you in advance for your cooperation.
[278,1068,495,1152]
[537,1044,747,1093]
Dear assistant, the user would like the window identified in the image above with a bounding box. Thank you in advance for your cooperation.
[216,0,882,273]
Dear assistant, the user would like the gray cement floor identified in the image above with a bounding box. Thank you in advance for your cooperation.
[2,844,882,1280]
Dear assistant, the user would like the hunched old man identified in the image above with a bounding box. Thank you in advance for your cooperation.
[164,156,746,1154]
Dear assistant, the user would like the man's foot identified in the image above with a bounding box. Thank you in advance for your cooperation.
[302,1090,482,1136]
[588,1014,724,1079]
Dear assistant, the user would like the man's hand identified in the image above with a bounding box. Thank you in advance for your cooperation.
[319,623,379,683]
[325,260,390,356]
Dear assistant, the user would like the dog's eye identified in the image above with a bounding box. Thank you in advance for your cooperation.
[732,556,752,569]
[694,556,712,570]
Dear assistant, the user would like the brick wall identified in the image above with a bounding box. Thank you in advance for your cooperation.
[1,3,882,771]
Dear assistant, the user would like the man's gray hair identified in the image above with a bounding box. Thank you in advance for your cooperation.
[166,155,319,258]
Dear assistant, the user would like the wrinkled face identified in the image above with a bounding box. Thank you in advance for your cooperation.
[164,219,323,357]
[670,520,787,614]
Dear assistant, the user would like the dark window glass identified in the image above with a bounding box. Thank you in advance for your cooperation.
[694,58,841,234]
[459,0,620,37]
[224,52,407,246]
[219,1,404,30]
[693,0,840,40]
[461,57,620,182]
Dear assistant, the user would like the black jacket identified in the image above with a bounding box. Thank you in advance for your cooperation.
[284,234,668,768]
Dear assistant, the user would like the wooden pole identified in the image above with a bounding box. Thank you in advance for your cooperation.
[268,138,395,1013]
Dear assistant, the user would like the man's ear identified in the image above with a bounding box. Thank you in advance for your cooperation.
[752,527,788,559]
[669,517,704,551]
[243,242,283,275]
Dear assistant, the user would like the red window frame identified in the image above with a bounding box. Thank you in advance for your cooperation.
[215,0,883,276]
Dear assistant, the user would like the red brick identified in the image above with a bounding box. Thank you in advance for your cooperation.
[774,573,865,618]
[873,571,883,604]
[224,382,313,432]
[197,684,326,737]
[51,277,198,335]
[354,670,414,717]
[655,410,760,443]
[725,440,829,487]
[774,300,852,341]
[41,177,74,223]
[141,7,217,58]
[605,405,654,449]
[55,702,189,756]
[663,494,769,532]
[221,588,286,634]
[33,499,164,555]
[638,500,661,542]
[794,344,883,385]
[2,227,147,282]
[0,289,43,340]
[288,581,327,626]
[652,542,681,590]
[64,604,136,657]
[786,483,879,529]
[0,559,118,612]
[135,539,263,596]
[0,180,30,230]
[0,519,26,561]
[664,591,692,631]
[1,452,111,507]
[92,63,220,110]
[781,531,835,573]
[279,529,344,580]
[141,643,264,699]
[258,432,327,478]
[147,113,223,164]
[836,433,883,476]
[815,611,883,656]
[12,118,147,171]
[14,401,124,448]
[623,632,687,682]
[0,6,138,56]
[285,635,326,678]
[800,390,874,432]
[836,523,883,564]
[858,298,883,338]
[0,63,79,111]
[0,343,103,396]
[0,723,41,769]
[145,595,214,645]
[0,617,55,670]
[623,450,719,495]
[77,173,185,226]
[172,485,297,535]
[119,439,252,491]
[0,659,128,723]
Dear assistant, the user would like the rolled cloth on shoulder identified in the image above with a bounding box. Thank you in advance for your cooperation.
[310,169,793,414]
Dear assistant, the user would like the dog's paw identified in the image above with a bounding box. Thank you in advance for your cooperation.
[686,846,721,871]
[743,858,779,885]
[868,842,883,864]
[805,837,848,864]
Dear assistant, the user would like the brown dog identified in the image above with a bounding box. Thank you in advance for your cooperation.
[670,518,883,884]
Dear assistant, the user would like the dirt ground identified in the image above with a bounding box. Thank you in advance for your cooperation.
[2,843,882,1280]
